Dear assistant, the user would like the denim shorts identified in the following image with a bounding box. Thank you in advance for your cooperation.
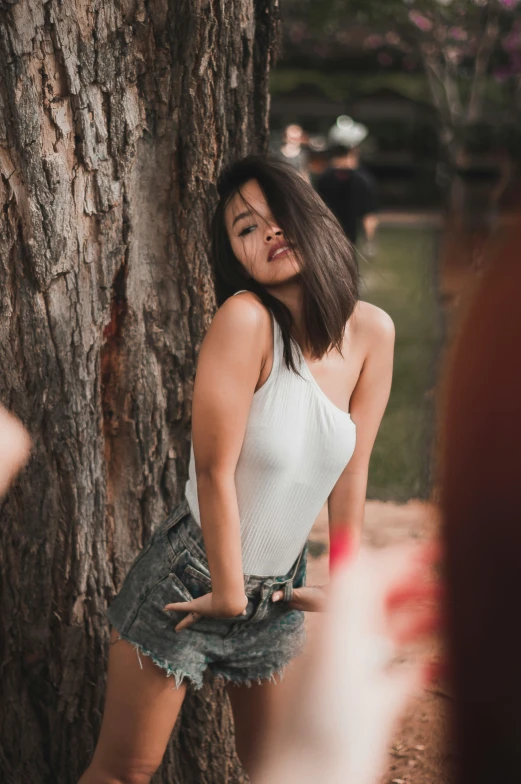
[107,500,307,689]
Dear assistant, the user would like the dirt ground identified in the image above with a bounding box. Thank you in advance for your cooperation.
[288,501,452,784]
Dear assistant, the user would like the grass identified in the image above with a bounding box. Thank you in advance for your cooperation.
[360,225,443,501]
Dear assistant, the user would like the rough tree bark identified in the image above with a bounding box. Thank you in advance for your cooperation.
[0,1,279,781]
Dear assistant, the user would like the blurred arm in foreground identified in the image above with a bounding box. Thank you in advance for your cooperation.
[255,536,439,784]
[0,405,31,497]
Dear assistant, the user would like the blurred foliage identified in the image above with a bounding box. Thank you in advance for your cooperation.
[281,0,519,66]
[278,0,521,165]
[270,67,512,109]
[270,69,431,102]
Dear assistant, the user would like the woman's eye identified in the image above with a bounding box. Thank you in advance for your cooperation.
[238,225,256,237]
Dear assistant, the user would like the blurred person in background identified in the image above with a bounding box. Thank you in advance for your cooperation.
[278,124,309,180]
[342,143,379,256]
[316,117,378,252]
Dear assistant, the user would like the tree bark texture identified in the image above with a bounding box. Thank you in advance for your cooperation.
[0,1,279,781]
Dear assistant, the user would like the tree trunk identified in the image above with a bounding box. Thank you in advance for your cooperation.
[0,1,279,781]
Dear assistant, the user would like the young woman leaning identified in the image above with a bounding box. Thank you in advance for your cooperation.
[79,155,395,783]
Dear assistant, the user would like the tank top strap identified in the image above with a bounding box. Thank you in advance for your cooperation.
[269,311,283,373]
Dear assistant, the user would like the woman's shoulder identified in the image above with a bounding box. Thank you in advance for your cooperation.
[217,290,271,326]
[351,300,395,343]
[207,291,272,347]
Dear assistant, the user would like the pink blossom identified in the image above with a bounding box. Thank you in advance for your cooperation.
[364,34,384,49]
[409,10,433,32]
[385,32,401,45]
[445,46,464,65]
[502,29,521,53]
[448,26,467,41]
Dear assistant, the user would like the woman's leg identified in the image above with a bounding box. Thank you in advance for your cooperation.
[226,679,286,777]
[79,629,188,784]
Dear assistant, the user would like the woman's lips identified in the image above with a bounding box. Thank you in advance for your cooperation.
[268,246,290,262]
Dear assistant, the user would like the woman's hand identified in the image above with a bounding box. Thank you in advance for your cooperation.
[164,592,248,632]
[271,585,327,612]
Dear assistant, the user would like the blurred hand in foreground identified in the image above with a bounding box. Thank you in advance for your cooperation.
[0,405,31,497]
[254,535,440,784]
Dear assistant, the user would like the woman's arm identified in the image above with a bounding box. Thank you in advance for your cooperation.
[328,304,395,552]
[271,304,394,613]
[188,294,270,616]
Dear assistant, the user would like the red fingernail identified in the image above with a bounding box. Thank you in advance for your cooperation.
[329,528,353,570]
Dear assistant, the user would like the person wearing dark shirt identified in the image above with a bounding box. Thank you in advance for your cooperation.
[316,144,378,247]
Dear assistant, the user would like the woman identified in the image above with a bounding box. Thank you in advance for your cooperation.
[79,155,395,783]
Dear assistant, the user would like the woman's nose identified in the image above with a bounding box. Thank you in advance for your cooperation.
[265,226,282,241]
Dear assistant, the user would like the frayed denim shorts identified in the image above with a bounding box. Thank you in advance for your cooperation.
[107,499,307,690]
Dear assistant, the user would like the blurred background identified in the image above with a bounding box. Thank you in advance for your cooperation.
[270,0,521,503]
[269,8,521,778]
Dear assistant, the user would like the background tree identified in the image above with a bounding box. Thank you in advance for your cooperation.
[0,1,278,781]
[280,0,521,176]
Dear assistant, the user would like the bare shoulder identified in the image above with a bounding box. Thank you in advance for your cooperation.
[213,291,270,332]
[352,300,395,342]
[202,291,271,356]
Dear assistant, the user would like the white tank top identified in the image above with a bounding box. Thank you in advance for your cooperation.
[184,291,357,576]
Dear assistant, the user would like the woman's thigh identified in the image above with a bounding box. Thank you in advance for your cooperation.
[227,678,285,775]
[83,628,188,782]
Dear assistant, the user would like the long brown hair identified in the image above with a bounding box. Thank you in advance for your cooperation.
[211,155,358,373]
[441,222,521,782]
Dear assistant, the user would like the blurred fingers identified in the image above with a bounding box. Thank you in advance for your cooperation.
[329,527,354,570]
[392,607,442,646]
[386,580,441,611]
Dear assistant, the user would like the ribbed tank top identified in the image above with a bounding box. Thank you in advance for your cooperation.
[184,291,357,576]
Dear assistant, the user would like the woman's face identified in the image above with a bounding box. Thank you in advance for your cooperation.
[224,179,301,288]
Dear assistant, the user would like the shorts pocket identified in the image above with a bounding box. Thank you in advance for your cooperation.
[182,564,212,597]
[170,549,212,601]
[122,571,187,633]
[168,571,193,602]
